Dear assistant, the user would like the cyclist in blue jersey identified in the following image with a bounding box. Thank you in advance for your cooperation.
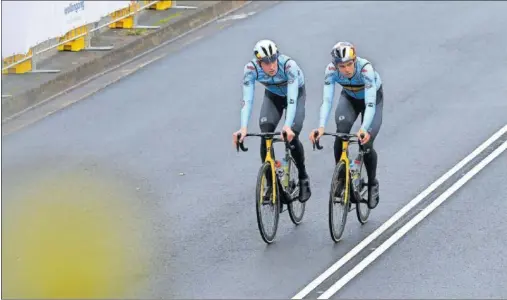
[309,41,383,209]
[232,39,312,203]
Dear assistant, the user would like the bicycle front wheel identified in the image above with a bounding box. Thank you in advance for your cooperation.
[328,161,350,243]
[256,161,280,244]
[287,156,306,225]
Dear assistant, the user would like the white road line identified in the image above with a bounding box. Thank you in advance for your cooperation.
[319,139,507,299]
[136,54,166,70]
[292,123,507,299]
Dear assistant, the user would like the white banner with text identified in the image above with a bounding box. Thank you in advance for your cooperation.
[2,1,131,57]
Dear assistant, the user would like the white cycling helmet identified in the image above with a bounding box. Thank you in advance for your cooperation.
[331,41,357,64]
[253,39,279,63]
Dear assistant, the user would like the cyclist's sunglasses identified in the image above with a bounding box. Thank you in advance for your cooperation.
[332,57,355,66]
[258,53,278,64]
[331,51,355,66]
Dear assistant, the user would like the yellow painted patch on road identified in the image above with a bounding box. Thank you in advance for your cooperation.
[2,171,151,299]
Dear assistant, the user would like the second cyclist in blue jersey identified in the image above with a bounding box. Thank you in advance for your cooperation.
[232,39,312,203]
[310,41,383,209]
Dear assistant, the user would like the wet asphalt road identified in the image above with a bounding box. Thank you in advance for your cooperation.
[2,1,507,299]
[331,149,507,299]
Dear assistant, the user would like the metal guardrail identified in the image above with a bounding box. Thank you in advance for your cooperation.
[1,0,162,73]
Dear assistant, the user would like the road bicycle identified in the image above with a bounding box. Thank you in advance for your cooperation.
[312,131,370,243]
[237,131,306,244]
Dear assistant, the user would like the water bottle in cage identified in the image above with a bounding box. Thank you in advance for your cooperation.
[281,158,289,187]
[275,160,284,180]
[350,155,362,192]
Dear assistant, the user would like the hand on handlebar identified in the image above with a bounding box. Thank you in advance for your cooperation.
[232,127,247,148]
[357,128,370,144]
[310,128,325,150]
[233,130,294,153]
[309,127,324,144]
[281,125,295,142]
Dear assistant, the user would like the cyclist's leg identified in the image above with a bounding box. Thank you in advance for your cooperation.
[334,91,360,164]
[259,90,283,188]
[287,85,308,179]
[288,85,311,202]
[360,86,384,208]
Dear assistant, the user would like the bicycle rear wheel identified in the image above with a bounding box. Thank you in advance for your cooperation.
[256,161,280,244]
[355,165,370,224]
[287,156,306,225]
[329,161,350,243]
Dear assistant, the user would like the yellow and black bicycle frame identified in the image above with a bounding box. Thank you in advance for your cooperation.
[260,138,277,206]
[339,139,351,206]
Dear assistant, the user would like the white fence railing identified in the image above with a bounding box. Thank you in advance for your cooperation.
[1,1,191,74]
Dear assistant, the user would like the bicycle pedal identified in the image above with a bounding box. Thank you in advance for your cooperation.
[285,193,298,204]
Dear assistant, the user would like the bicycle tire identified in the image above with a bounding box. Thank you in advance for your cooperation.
[328,161,349,243]
[255,161,280,244]
[287,156,306,225]
[355,167,370,224]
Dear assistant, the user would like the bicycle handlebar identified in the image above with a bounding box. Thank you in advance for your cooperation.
[236,131,295,152]
[312,131,365,151]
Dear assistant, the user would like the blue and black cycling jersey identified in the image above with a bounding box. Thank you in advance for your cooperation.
[240,54,305,128]
[319,56,382,132]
